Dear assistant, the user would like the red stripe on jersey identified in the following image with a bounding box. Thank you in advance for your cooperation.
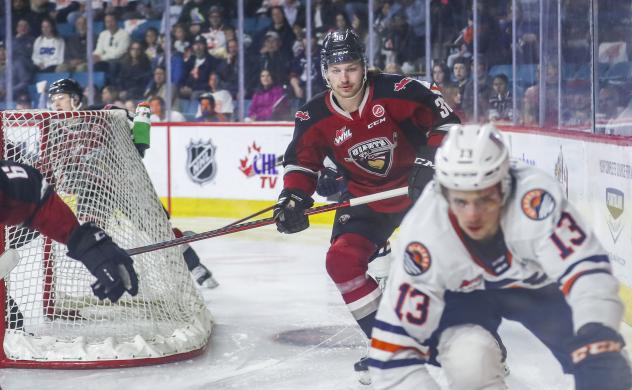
[30,192,79,244]
[283,171,317,195]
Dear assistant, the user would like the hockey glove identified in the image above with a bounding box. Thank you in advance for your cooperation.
[66,222,139,303]
[570,322,632,390]
[408,146,437,202]
[316,167,344,197]
[274,189,314,234]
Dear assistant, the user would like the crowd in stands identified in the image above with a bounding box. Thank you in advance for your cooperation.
[0,0,630,131]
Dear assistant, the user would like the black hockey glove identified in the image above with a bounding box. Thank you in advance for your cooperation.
[316,167,344,197]
[274,188,314,234]
[66,222,139,303]
[569,322,632,390]
[408,146,437,202]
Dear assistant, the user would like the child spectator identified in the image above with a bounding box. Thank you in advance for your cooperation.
[195,93,227,122]
[488,74,513,122]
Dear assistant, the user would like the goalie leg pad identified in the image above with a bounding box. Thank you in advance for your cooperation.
[438,324,508,390]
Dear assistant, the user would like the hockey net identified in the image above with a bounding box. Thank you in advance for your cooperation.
[0,110,212,368]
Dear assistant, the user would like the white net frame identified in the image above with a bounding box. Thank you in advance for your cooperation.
[0,110,212,368]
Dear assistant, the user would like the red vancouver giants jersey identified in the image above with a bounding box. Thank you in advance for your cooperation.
[283,73,460,213]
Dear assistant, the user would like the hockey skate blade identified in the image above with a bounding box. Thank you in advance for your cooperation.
[0,250,20,279]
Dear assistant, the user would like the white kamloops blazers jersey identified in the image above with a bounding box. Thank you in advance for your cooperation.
[369,162,623,389]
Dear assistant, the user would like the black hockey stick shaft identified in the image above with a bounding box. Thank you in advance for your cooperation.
[126,187,408,256]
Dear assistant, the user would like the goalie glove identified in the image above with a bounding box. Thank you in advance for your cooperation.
[408,146,437,202]
[274,188,314,234]
[570,322,632,390]
[67,222,139,303]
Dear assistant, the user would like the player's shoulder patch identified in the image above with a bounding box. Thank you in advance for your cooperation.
[521,188,557,221]
[294,91,329,126]
[403,241,432,276]
[295,110,310,121]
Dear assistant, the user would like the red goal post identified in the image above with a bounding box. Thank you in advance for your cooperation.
[0,110,212,368]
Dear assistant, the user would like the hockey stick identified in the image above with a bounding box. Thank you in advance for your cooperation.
[127,187,408,256]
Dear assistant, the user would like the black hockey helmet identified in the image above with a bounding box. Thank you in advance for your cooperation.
[48,78,83,98]
[320,29,366,86]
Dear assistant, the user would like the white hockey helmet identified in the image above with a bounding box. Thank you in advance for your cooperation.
[435,123,510,192]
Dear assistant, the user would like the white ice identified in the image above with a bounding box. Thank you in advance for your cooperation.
[0,217,626,390]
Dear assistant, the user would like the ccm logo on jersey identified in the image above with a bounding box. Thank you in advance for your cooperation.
[521,189,556,220]
[334,126,352,145]
[403,242,432,276]
[368,117,386,129]
[295,111,310,121]
[394,78,414,92]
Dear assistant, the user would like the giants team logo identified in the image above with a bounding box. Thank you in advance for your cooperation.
[186,139,217,185]
[394,77,414,92]
[521,189,556,220]
[344,137,395,177]
[334,126,352,145]
[372,104,385,117]
[403,242,431,276]
[554,145,569,197]
[295,111,310,121]
[606,187,624,243]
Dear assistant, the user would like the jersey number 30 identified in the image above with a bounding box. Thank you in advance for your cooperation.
[395,282,430,326]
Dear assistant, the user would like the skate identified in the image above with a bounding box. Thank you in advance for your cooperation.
[354,356,371,385]
[191,264,219,289]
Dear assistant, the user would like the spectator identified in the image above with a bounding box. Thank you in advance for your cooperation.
[0,41,32,99]
[522,63,559,126]
[100,85,119,106]
[15,93,33,110]
[59,15,88,72]
[247,69,288,121]
[432,62,453,90]
[461,58,493,119]
[312,0,337,34]
[114,41,152,100]
[201,6,228,59]
[334,11,351,31]
[177,0,212,31]
[144,66,180,109]
[172,23,191,56]
[452,57,472,119]
[383,62,403,74]
[207,71,234,119]
[143,27,160,62]
[93,13,131,77]
[167,0,186,29]
[250,31,291,94]
[288,34,325,106]
[151,38,186,86]
[13,19,36,71]
[597,84,624,134]
[11,0,40,36]
[195,92,227,122]
[179,34,218,100]
[216,38,239,97]
[488,74,514,122]
[283,0,305,27]
[148,95,185,122]
[32,18,65,73]
[266,6,296,56]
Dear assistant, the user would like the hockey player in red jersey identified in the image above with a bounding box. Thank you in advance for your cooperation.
[0,160,138,306]
[273,29,460,381]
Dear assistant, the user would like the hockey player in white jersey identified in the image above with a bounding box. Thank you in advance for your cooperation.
[369,123,632,390]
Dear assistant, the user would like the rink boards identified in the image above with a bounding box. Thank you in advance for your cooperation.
[143,122,632,323]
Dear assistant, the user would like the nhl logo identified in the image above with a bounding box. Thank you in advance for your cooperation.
[186,140,217,185]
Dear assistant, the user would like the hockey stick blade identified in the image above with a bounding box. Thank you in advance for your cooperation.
[126,187,408,256]
[0,249,20,280]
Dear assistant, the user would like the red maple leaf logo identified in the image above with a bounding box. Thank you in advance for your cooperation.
[394,78,414,92]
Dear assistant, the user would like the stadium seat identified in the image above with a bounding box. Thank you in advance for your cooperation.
[57,23,76,38]
[71,72,106,89]
[35,72,71,86]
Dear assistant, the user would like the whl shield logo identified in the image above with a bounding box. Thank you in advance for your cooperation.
[239,141,279,188]
[344,137,395,177]
[606,187,624,243]
[186,140,217,185]
[334,126,352,145]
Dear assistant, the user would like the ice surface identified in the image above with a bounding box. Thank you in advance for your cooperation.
[0,217,626,390]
